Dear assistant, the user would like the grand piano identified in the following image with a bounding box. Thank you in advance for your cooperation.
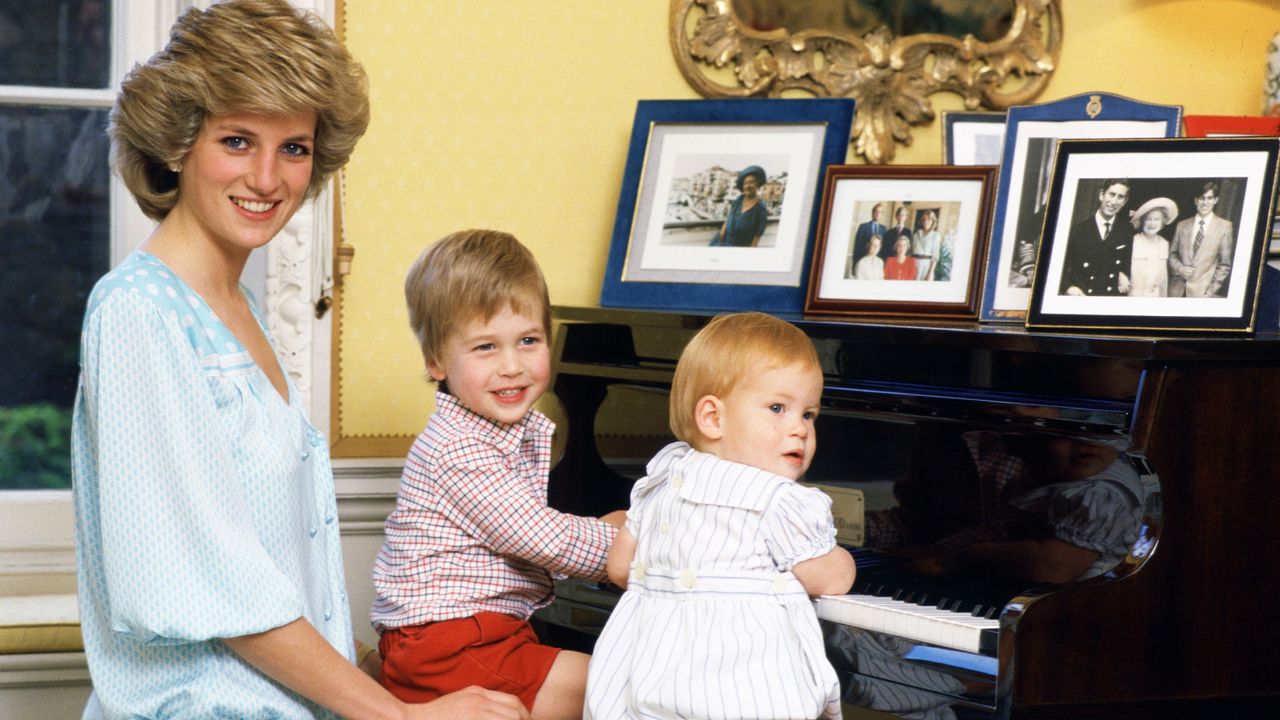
[536,305,1280,718]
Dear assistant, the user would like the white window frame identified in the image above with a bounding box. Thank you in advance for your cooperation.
[0,0,344,599]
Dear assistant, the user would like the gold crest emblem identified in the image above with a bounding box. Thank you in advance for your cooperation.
[1086,95,1103,119]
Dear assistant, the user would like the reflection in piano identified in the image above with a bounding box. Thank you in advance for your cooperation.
[537,306,1280,718]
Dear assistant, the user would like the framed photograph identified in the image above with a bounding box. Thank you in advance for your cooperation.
[1184,115,1280,138]
[804,165,996,319]
[980,92,1182,322]
[1027,137,1280,334]
[600,98,855,313]
[942,111,1007,166]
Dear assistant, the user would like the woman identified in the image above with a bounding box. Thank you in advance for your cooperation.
[883,235,918,280]
[1128,196,1177,297]
[712,165,769,247]
[853,234,885,279]
[910,210,940,281]
[73,2,526,718]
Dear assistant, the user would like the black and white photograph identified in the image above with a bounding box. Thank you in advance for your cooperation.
[600,98,855,312]
[1028,137,1280,333]
[806,165,995,319]
[980,93,1183,322]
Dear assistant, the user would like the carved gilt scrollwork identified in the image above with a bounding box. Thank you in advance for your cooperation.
[670,0,1062,164]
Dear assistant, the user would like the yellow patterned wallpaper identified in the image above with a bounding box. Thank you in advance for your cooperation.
[337,0,1280,445]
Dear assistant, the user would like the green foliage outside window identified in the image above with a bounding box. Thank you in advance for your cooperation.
[0,403,72,490]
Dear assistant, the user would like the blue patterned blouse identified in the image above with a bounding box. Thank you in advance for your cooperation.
[71,251,352,719]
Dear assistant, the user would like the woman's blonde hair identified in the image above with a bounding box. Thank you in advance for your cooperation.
[109,0,370,220]
[404,229,551,375]
[669,312,821,445]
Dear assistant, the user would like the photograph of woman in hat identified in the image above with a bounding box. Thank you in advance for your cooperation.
[712,164,770,247]
[1128,196,1178,297]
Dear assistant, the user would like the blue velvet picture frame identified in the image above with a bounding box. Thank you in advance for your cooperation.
[979,92,1182,322]
[600,98,855,313]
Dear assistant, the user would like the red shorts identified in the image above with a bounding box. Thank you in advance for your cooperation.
[378,612,560,711]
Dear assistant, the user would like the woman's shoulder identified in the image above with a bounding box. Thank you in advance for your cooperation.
[84,252,231,360]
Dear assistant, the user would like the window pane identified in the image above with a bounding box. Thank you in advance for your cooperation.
[0,0,112,89]
[1,106,110,490]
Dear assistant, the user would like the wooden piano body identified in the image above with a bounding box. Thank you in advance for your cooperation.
[540,305,1280,718]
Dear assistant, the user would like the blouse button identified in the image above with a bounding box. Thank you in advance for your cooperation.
[672,472,684,490]
[301,450,310,461]
[324,609,332,621]
[680,568,697,588]
[660,522,670,534]
[633,561,646,580]
[324,513,335,525]
[773,574,788,591]
[308,526,317,537]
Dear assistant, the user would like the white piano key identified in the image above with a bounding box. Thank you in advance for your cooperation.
[814,594,1000,654]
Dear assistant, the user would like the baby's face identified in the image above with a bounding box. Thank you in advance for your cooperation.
[712,362,823,480]
[1042,438,1119,481]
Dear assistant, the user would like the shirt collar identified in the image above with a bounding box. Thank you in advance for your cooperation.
[434,390,553,453]
[641,441,788,512]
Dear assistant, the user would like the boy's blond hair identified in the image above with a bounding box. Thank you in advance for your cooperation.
[404,229,550,374]
[669,312,821,446]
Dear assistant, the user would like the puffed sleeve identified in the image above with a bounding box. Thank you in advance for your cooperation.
[1012,478,1142,557]
[79,292,303,643]
[762,484,838,572]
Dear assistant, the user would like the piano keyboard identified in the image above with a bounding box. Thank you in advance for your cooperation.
[815,594,1001,655]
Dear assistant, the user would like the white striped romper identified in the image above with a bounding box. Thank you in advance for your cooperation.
[586,442,842,719]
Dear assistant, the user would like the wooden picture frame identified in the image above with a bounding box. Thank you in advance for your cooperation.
[804,165,996,320]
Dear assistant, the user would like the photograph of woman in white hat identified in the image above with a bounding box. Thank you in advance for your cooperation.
[1127,196,1178,297]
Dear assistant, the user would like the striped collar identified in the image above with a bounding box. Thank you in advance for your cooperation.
[641,441,790,512]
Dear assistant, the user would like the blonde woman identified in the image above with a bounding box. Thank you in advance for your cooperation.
[74,2,525,718]
[910,210,941,281]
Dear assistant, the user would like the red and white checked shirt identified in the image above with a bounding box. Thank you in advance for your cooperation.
[370,392,615,631]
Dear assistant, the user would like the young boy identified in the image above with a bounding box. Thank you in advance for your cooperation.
[373,229,624,719]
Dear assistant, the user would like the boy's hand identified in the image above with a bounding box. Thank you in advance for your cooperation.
[599,510,627,528]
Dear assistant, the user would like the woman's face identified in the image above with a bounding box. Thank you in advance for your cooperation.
[894,237,909,256]
[172,110,317,257]
[922,213,935,230]
[741,174,760,198]
[1141,210,1165,234]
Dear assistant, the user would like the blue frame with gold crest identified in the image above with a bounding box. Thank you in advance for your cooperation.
[980,92,1182,322]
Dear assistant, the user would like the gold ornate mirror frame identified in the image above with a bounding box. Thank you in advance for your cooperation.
[670,0,1062,164]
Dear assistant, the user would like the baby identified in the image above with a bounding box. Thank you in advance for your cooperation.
[585,311,855,719]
